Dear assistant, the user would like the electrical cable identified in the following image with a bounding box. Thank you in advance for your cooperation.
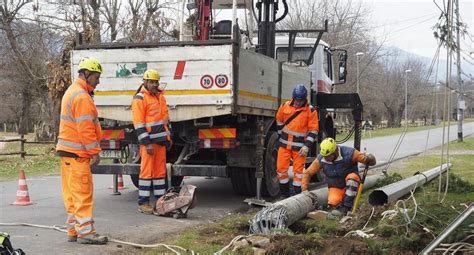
[439,0,454,204]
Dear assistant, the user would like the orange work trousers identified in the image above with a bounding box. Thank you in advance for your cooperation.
[327,172,361,207]
[139,144,166,179]
[60,157,95,238]
[138,144,167,204]
[276,147,306,186]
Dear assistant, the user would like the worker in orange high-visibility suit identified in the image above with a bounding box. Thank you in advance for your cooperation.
[301,138,376,218]
[56,57,107,245]
[276,84,319,198]
[132,69,172,214]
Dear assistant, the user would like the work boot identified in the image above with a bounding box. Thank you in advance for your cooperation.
[77,233,108,245]
[138,203,154,214]
[327,206,350,220]
[67,236,77,242]
[279,183,290,199]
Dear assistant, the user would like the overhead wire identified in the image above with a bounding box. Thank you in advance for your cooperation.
[383,41,442,175]
[438,0,454,204]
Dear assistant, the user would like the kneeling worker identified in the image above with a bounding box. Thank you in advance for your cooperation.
[301,138,376,216]
[132,69,172,214]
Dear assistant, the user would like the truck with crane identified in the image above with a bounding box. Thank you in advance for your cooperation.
[74,0,363,198]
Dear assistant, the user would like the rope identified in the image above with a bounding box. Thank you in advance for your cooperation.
[0,222,194,254]
[214,235,251,255]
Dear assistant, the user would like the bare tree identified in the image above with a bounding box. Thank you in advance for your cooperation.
[101,0,121,41]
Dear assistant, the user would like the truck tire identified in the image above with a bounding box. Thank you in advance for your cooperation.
[262,132,280,197]
[229,167,256,196]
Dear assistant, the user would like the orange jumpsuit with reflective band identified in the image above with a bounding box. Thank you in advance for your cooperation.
[302,147,367,208]
[275,100,319,187]
[132,86,170,204]
[56,78,101,238]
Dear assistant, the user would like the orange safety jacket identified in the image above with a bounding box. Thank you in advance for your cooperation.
[276,100,319,151]
[132,86,171,145]
[56,79,102,158]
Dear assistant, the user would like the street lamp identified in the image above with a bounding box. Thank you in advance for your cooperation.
[356,52,365,94]
[405,69,412,127]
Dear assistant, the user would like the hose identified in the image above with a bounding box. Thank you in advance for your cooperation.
[0,223,194,254]
[275,0,288,23]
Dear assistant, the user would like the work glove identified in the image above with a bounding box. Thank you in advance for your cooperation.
[166,140,173,151]
[365,153,376,166]
[146,144,155,155]
[298,145,309,157]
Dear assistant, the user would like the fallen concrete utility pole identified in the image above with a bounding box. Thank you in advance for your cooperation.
[368,163,451,206]
[250,174,385,234]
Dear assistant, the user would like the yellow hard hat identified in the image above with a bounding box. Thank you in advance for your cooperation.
[143,69,160,81]
[320,138,337,157]
[78,57,102,74]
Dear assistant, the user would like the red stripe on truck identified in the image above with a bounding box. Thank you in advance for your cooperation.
[174,61,186,80]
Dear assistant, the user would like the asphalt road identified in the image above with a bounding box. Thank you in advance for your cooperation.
[1,122,473,254]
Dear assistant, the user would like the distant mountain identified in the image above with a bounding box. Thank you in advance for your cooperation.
[380,46,473,82]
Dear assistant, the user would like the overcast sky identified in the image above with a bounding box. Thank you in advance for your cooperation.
[367,0,473,62]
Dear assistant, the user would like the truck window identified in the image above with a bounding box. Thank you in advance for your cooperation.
[323,47,332,78]
[276,47,313,64]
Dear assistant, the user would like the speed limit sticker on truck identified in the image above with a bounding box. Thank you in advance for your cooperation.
[215,74,228,88]
[200,75,213,89]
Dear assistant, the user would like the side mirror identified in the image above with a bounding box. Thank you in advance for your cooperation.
[332,49,347,85]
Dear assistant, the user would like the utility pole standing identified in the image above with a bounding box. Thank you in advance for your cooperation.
[455,0,463,141]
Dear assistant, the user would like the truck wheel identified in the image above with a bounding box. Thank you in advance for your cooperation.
[130,174,139,188]
[229,167,256,196]
[262,132,280,197]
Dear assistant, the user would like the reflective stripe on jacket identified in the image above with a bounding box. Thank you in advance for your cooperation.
[132,86,170,145]
[275,100,319,151]
[56,79,102,158]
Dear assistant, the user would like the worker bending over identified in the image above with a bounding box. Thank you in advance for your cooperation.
[302,138,376,217]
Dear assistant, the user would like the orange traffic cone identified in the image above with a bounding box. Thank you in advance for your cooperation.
[109,174,127,190]
[11,170,34,206]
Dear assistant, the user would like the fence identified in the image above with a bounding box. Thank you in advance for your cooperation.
[0,134,55,158]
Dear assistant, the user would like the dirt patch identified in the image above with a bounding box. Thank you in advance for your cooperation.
[319,238,369,255]
[266,234,323,254]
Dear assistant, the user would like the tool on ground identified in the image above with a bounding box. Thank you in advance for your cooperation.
[0,232,25,255]
[154,184,197,218]
[352,165,369,214]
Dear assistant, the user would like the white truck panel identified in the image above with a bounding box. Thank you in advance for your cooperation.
[237,49,311,114]
[72,45,234,122]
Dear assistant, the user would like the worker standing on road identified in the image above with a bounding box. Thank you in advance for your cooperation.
[301,138,376,218]
[56,57,108,245]
[276,84,319,197]
[132,69,172,214]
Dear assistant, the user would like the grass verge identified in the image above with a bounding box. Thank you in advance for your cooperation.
[0,133,59,180]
